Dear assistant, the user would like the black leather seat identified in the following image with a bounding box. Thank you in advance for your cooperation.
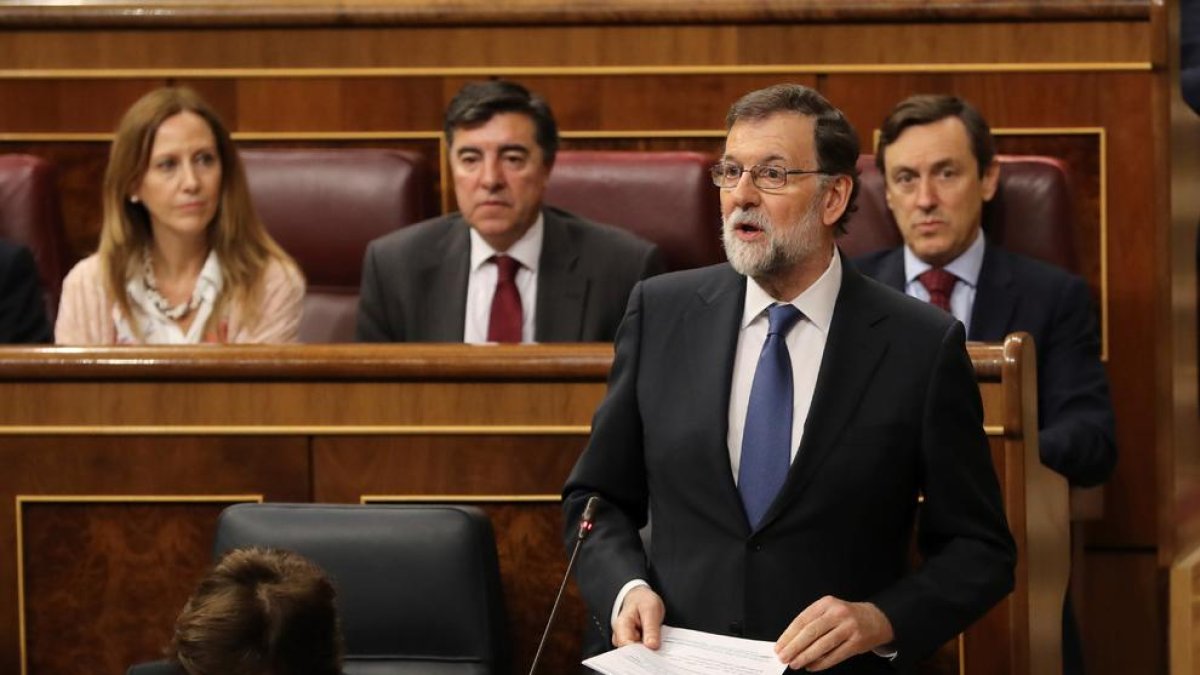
[213,503,509,675]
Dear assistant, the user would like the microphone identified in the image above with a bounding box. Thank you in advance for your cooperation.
[528,495,599,675]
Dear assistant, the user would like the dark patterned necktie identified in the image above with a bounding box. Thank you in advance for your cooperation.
[917,267,957,313]
[739,303,804,529]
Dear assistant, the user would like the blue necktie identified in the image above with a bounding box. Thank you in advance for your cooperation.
[739,303,804,529]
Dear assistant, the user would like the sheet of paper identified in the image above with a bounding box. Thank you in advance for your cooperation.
[582,625,788,675]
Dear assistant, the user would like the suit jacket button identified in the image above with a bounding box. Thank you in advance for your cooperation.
[750,542,764,552]
[729,620,743,636]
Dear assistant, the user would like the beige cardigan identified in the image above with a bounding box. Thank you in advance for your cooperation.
[55,254,305,345]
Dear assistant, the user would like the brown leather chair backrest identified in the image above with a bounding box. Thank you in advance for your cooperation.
[0,154,71,319]
[544,150,725,271]
[241,149,432,342]
[841,154,1079,274]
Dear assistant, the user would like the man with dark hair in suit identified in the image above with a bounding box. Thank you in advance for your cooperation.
[356,79,664,343]
[563,84,1014,673]
[0,239,51,343]
[854,93,1117,674]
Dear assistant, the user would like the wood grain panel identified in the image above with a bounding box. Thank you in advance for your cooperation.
[1089,73,1157,549]
[0,22,1150,71]
[20,501,241,675]
[1083,551,1162,675]
[482,502,582,675]
[0,381,604,428]
[0,1,1153,29]
[0,435,308,675]
[312,435,584,498]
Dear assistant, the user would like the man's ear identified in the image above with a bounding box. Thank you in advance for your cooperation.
[822,174,854,227]
[980,160,1001,203]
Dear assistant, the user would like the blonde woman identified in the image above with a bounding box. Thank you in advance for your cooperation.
[56,87,304,344]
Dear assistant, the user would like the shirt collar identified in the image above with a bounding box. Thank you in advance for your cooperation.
[903,227,985,287]
[740,246,842,334]
[469,211,544,273]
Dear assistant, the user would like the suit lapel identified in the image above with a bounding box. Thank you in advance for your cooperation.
[684,266,749,523]
[417,219,470,341]
[535,211,586,341]
[873,247,907,292]
[967,244,1016,341]
[762,260,889,527]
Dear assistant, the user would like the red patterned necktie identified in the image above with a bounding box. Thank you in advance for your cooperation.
[917,267,957,313]
[487,255,523,343]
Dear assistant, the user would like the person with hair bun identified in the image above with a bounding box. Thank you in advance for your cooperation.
[171,547,343,675]
[56,87,304,344]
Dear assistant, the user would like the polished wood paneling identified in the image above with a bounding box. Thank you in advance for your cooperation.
[0,435,308,675]
[0,22,1149,71]
[314,436,584,498]
[20,501,243,675]
[0,0,1152,29]
[1084,550,1162,675]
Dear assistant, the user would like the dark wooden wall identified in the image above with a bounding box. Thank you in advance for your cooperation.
[0,2,1177,674]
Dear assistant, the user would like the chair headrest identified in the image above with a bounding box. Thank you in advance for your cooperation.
[545,150,725,271]
[842,154,1079,274]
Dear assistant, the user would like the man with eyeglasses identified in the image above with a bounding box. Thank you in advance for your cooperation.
[855,94,1116,675]
[356,79,663,343]
[564,84,1015,673]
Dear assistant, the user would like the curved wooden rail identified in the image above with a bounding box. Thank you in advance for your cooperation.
[0,0,1149,28]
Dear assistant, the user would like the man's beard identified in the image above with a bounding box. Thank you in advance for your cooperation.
[721,195,824,280]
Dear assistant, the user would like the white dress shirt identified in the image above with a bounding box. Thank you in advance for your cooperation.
[902,228,985,334]
[464,213,543,344]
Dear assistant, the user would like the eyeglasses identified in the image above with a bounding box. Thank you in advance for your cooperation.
[710,162,827,190]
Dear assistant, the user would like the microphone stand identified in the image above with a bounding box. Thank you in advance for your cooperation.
[528,495,598,675]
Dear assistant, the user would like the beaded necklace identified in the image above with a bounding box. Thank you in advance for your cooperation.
[140,251,204,320]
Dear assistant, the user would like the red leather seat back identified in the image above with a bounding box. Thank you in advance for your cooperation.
[544,151,725,271]
[0,154,71,319]
[842,154,1079,274]
[241,149,432,342]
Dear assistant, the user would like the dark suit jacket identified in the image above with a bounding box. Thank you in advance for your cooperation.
[563,259,1016,673]
[0,240,51,343]
[854,244,1117,487]
[355,207,664,342]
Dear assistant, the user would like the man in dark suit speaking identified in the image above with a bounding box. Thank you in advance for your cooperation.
[563,84,1015,673]
[356,80,663,343]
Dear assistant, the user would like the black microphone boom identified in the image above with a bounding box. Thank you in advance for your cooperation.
[528,495,599,675]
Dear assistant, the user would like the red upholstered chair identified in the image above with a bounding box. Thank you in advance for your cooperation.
[240,149,432,342]
[0,154,72,319]
[544,150,725,272]
[841,154,1079,273]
